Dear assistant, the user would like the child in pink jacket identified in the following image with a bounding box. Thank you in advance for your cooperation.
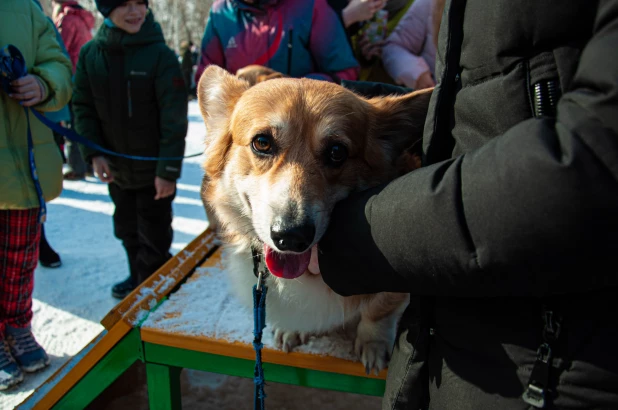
[382,0,436,90]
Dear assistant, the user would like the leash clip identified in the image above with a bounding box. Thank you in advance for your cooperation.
[256,270,264,292]
[251,245,270,284]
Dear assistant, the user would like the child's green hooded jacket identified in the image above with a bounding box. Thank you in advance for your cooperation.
[0,0,73,210]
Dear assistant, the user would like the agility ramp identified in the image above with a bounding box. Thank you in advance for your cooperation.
[16,229,386,410]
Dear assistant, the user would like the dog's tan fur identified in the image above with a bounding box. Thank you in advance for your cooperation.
[198,65,432,373]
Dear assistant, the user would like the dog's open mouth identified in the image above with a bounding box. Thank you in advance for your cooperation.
[263,243,315,279]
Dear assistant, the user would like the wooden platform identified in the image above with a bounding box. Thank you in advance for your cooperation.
[17,229,386,410]
[143,247,388,381]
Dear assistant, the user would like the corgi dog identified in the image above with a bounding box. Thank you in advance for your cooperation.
[198,65,432,373]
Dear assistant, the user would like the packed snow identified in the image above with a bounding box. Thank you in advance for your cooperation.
[143,259,359,362]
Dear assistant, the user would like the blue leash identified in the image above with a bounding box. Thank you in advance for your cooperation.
[29,109,203,161]
[2,44,202,224]
[23,107,47,223]
[253,272,268,410]
[251,247,269,410]
[23,107,204,225]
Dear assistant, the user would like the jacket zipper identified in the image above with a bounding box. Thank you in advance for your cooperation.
[127,80,132,118]
[126,71,147,119]
[287,28,293,75]
[533,80,560,118]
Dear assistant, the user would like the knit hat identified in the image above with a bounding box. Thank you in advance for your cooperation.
[95,0,149,17]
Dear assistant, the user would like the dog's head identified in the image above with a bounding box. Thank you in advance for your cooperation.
[198,66,432,279]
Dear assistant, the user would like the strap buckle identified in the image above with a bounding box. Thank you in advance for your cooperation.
[523,383,545,408]
[522,343,552,408]
[522,304,562,408]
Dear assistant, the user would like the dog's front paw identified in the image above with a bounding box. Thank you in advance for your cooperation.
[354,336,391,375]
[354,317,395,375]
[273,328,310,353]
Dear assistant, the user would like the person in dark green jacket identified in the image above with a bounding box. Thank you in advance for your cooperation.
[312,0,618,408]
[72,0,188,299]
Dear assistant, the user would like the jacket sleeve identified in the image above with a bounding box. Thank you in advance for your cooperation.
[30,4,72,112]
[155,47,188,181]
[195,11,225,84]
[318,0,618,298]
[72,45,105,161]
[326,0,361,44]
[307,0,359,82]
[382,0,431,88]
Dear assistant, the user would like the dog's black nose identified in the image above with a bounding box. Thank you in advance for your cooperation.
[270,222,315,253]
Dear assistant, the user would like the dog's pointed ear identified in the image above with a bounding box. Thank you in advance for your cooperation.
[368,87,434,167]
[197,65,250,175]
[198,65,250,140]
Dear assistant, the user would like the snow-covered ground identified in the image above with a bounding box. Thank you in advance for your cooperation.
[0,102,209,409]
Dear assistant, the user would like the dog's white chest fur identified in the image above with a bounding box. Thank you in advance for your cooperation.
[225,245,359,334]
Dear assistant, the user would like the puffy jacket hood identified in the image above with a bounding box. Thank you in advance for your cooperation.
[232,0,279,14]
[94,11,163,49]
[57,1,95,31]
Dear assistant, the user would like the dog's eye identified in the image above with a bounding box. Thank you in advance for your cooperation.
[251,133,274,155]
[327,143,348,166]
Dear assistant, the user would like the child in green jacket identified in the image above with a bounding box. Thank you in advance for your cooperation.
[0,0,72,390]
[72,0,188,299]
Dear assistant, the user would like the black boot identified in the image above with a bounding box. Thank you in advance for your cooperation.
[111,276,136,300]
[39,226,61,268]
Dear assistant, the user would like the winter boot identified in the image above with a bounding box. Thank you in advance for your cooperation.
[0,339,24,390]
[39,226,62,268]
[6,326,50,373]
[63,170,85,181]
[111,276,136,300]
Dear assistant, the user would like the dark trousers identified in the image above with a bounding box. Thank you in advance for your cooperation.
[108,183,174,286]
[65,103,89,175]
[66,139,88,175]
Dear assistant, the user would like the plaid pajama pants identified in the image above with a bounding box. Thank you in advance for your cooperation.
[0,208,41,340]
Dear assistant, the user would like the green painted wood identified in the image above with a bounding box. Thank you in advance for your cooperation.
[144,342,386,397]
[146,363,182,410]
[52,329,142,410]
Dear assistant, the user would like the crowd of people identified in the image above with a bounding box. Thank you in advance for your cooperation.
[1,0,617,408]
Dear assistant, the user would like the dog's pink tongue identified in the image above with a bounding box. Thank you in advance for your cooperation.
[264,244,311,279]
